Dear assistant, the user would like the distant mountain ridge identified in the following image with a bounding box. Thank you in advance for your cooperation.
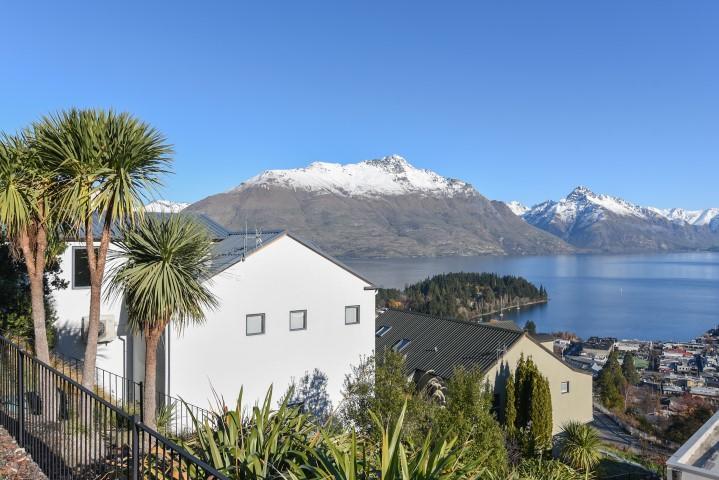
[233,155,475,198]
[186,155,573,258]
[144,200,189,213]
[506,187,719,252]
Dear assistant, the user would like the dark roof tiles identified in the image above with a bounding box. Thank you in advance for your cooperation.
[375,310,525,379]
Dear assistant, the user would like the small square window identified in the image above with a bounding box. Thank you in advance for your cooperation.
[290,310,307,331]
[376,325,392,337]
[560,381,570,394]
[246,314,265,336]
[345,306,360,325]
[392,338,411,353]
[73,247,93,288]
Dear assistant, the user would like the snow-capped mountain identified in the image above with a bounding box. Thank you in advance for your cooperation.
[648,207,719,227]
[187,156,572,257]
[520,187,719,252]
[232,155,475,198]
[144,200,190,213]
[505,201,529,216]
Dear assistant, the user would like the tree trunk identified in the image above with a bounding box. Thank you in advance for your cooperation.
[18,225,50,364]
[81,212,113,390]
[143,327,162,430]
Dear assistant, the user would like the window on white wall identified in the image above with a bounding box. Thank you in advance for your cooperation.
[560,381,570,394]
[246,313,265,335]
[72,247,93,288]
[290,310,307,331]
[345,305,360,325]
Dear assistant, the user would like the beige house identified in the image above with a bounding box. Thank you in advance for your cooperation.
[375,310,593,434]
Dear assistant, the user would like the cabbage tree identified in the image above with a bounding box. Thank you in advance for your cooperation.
[107,214,217,428]
[0,132,57,363]
[35,109,172,389]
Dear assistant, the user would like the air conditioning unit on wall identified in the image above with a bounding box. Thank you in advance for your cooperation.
[81,315,117,344]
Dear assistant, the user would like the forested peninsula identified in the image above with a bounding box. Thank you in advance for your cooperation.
[377,272,548,321]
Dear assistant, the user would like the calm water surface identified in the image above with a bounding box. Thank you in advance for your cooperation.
[344,253,719,341]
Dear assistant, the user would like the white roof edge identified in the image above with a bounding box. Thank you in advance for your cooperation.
[284,232,377,288]
[667,408,719,471]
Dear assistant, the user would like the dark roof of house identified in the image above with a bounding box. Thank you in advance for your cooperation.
[486,320,522,331]
[73,212,232,242]
[375,310,525,379]
[208,229,286,274]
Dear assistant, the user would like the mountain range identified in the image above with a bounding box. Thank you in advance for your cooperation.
[512,187,719,252]
[149,155,719,257]
[183,155,572,257]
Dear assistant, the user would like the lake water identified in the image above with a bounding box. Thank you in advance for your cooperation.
[344,253,719,342]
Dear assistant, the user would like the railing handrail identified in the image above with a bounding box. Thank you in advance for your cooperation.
[136,422,227,477]
[0,335,132,420]
[0,333,230,480]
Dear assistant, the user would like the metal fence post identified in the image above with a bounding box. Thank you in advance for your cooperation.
[15,349,24,447]
[139,381,144,423]
[131,414,140,480]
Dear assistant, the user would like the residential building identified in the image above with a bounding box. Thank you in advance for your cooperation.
[581,337,616,361]
[52,214,376,408]
[375,310,593,434]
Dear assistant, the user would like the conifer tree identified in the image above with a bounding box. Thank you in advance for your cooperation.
[622,352,640,385]
[529,372,553,455]
[504,372,517,438]
[599,350,626,411]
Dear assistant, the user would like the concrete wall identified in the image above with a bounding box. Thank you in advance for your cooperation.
[485,335,593,434]
[165,234,376,410]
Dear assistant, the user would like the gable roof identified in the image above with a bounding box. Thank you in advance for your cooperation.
[72,212,232,242]
[375,310,525,378]
[208,230,377,287]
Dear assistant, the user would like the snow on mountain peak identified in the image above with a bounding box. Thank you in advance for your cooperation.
[144,200,190,213]
[232,155,475,198]
[505,201,529,216]
[522,186,719,233]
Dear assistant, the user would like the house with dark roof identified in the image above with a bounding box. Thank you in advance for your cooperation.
[375,310,593,434]
[52,213,377,408]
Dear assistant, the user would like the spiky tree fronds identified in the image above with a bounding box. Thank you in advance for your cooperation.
[559,421,601,480]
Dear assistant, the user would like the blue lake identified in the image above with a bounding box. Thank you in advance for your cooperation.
[344,253,719,342]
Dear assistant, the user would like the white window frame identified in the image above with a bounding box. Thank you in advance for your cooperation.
[392,338,411,353]
[376,325,392,337]
[345,305,360,325]
[246,313,265,336]
[560,381,570,394]
[289,310,307,331]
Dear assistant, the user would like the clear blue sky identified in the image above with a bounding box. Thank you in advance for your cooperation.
[2,1,717,208]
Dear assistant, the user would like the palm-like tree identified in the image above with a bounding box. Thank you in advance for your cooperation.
[107,214,217,428]
[35,109,172,389]
[559,421,602,480]
[0,132,57,363]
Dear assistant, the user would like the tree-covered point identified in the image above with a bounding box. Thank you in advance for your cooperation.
[377,272,548,320]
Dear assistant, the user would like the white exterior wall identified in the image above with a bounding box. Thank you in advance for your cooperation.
[165,235,376,410]
[52,241,129,378]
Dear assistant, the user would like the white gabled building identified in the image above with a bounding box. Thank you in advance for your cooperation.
[52,215,377,409]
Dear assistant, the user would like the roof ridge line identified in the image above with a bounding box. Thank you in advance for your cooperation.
[385,309,524,333]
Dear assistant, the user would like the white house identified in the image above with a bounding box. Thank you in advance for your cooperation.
[52,214,377,410]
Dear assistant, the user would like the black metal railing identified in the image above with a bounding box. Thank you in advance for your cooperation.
[52,351,145,421]
[156,391,213,439]
[0,335,228,479]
